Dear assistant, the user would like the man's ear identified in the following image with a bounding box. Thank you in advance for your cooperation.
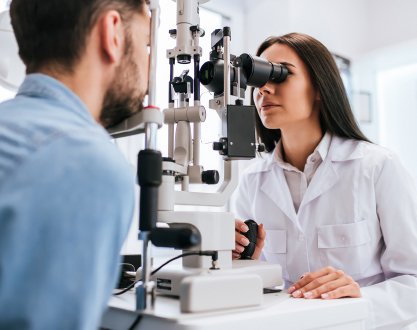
[98,10,125,65]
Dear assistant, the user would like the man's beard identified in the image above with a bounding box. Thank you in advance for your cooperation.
[100,36,145,129]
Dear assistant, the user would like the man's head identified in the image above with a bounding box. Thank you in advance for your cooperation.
[10,0,150,128]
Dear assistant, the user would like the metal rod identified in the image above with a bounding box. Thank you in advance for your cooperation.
[193,122,201,165]
[136,232,153,311]
[223,27,231,106]
[147,5,160,107]
[237,66,241,100]
[145,122,158,150]
[168,123,174,158]
[169,58,175,104]
[194,54,200,101]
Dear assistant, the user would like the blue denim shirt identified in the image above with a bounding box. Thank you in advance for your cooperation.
[0,74,135,330]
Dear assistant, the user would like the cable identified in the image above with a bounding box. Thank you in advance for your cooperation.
[127,314,143,330]
[113,281,136,296]
[113,250,218,296]
[120,263,136,272]
[120,250,218,330]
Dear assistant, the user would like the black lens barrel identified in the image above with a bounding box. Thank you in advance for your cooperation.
[199,53,288,94]
[240,53,288,87]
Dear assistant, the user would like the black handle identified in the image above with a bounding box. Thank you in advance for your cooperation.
[151,226,201,249]
[240,219,258,259]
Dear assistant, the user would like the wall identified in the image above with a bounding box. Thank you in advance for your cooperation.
[202,0,246,55]
[244,0,417,58]
[243,0,417,158]
[377,63,417,178]
[366,0,417,53]
[244,0,368,58]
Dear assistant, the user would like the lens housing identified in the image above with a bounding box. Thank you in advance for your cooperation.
[239,53,288,87]
[199,53,288,95]
[199,59,247,95]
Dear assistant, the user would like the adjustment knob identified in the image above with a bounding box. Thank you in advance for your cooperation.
[202,170,220,185]
[213,142,224,151]
[213,138,228,156]
[257,144,266,152]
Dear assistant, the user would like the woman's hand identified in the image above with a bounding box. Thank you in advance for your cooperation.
[288,266,361,299]
[232,219,266,260]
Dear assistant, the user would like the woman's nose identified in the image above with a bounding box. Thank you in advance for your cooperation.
[258,82,275,96]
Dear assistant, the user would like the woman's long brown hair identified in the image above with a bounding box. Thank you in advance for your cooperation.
[254,33,370,152]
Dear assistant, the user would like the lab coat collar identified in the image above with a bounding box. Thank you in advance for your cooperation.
[316,131,332,161]
[328,135,365,161]
[260,161,298,223]
[301,135,365,211]
[273,132,332,172]
[246,134,366,175]
[256,157,338,224]
[254,134,365,224]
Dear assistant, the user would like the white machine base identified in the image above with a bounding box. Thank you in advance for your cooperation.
[151,259,282,313]
[154,260,282,295]
[180,273,262,312]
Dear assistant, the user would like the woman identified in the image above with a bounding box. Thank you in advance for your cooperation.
[233,33,417,329]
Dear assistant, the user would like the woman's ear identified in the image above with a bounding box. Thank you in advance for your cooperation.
[98,10,125,65]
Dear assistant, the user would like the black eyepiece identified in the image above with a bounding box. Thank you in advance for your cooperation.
[239,53,288,87]
[199,53,288,95]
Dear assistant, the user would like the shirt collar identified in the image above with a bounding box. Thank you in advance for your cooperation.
[16,73,97,126]
[274,132,332,171]
[316,131,332,161]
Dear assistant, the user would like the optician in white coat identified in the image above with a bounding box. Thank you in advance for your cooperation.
[232,33,417,329]
[234,134,417,329]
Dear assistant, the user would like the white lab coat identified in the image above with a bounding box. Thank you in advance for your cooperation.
[233,135,417,329]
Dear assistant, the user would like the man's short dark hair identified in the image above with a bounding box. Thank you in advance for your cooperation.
[10,0,146,73]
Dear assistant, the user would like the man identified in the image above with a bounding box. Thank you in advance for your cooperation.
[0,0,150,329]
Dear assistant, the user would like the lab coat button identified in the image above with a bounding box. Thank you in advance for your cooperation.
[298,234,304,241]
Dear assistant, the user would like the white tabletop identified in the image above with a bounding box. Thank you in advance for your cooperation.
[102,290,368,330]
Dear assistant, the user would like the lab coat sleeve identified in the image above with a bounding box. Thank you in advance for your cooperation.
[361,152,417,330]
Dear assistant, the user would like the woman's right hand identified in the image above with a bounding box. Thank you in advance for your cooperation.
[233,219,266,260]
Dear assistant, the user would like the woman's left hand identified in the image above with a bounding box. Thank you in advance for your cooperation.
[287,266,361,299]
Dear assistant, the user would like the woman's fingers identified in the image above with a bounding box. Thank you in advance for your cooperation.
[235,231,250,247]
[288,266,361,299]
[234,219,266,260]
[289,266,337,293]
[234,243,245,253]
[301,276,351,299]
[321,283,361,299]
[235,219,248,232]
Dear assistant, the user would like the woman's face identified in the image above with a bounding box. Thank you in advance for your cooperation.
[253,43,320,130]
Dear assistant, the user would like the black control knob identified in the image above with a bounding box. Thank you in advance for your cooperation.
[213,141,224,151]
[213,137,228,155]
[257,144,266,152]
[177,54,191,64]
[202,170,220,185]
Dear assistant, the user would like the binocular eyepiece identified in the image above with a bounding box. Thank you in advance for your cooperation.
[199,53,288,96]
